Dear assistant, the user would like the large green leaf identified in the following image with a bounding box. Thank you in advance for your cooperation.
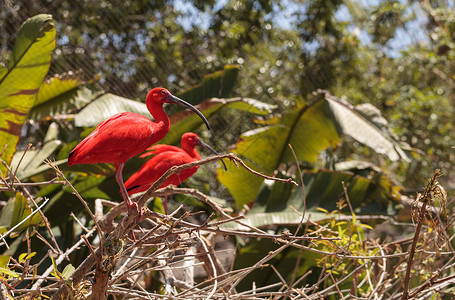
[223,168,400,230]
[29,73,98,121]
[287,169,400,213]
[325,94,410,161]
[35,72,84,107]
[74,93,152,127]
[10,140,62,180]
[0,14,56,175]
[221,210,329,230]
[10,122,63,180]
[0,255,19,279]
[218,92,411,207]
[176,64,240,105]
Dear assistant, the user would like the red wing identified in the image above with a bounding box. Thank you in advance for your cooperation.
[125,151,198,194]
[69,112,157,164]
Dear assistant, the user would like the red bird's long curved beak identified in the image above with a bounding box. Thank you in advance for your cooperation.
[199,140,227,171]
[167,94,211,130]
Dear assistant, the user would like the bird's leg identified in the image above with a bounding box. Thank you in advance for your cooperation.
[115,163,141,220]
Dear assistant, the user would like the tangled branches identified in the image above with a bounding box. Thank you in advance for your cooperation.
[1,154,455,299]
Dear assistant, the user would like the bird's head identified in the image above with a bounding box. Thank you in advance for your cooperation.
[182,132,227,171]
[182,132,200,148]
[147,87,173,103]
[146,87,211,130]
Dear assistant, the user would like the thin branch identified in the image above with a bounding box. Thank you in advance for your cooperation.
[31,227,97,290]
[195,234,217,300]
[82,235,101,267]
[137,153,297,209]
[46,159,104,240]
[0,279,11,300]
[401,170,440,300]
[0,197,50,247]
[2,160,61,254]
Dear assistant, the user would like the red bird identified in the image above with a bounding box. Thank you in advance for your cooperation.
[124,132,225,213]
[68,88,210,216]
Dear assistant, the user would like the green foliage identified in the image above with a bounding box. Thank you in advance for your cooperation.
[222,168,400,230]
[0,14,56,175]
[177,64,240,105]
[3,192,44,237]
[50,257,75,280]
[218,92,410,207]
[308,210,379,296]
[29,72,99,122]
[368,1,406,45]
[10,123,62,180]
[233,238,320,292]
[18,252,36,264]
[0,255,19,279]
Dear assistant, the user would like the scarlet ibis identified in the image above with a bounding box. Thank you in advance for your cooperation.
[124,132,226,213]
[68,88,210,217]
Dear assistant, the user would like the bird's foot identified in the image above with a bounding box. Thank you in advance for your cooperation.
[126,201,143,223]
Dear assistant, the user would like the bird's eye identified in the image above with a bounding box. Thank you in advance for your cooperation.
[161,90,166,95]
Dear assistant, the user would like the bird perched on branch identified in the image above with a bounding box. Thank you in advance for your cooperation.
[68,88,210,218]
[124,132,226,213]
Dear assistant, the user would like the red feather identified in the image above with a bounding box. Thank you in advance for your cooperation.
[125,132,202,195]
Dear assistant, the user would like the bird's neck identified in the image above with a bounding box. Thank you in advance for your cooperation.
[182,144,201,160]
[147,102,171,141]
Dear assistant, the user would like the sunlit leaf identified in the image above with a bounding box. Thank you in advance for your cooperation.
[325,94,410,162]
[0,255,18,279]
[0,267,19,279]
[29,72,99,121]
[0,14,56,175]
[220,210,328,230]
[18,252,36,264]
[11,141,62,180]
[36,72,84,106]
[61,264,75,279]
[0,255,9,268]
[50,256,60,278]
